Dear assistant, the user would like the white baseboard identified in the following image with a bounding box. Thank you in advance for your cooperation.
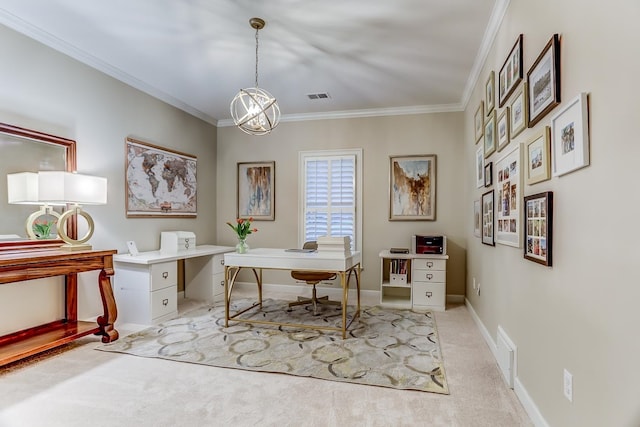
[465,298,550,427]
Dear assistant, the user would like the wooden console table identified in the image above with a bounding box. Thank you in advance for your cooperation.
[0,248,119,366]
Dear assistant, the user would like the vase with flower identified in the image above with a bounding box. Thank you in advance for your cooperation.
[227,217,258,254]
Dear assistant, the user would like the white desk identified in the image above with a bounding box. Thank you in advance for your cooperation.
[224,248,361,339]
[113,245,233,324]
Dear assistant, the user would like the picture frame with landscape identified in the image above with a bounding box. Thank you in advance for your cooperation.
[509,83,528,139]
[485,71,495,115]
[527,34,561,127]
[498,34,523,107]
[550,92,590,177]
[525,127,551,185]
[497,108,510,152]
[524,191,553,266]
[474,101,484,143]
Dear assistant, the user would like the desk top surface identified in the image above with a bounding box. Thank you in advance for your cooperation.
[113,245,234,265]
[224,248,361,271]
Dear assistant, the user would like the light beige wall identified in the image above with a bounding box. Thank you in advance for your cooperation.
[465,1,640,426]
[0,24,218,326]
[217,113,466,295]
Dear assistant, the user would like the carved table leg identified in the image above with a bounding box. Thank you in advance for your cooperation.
[97,269,119,343]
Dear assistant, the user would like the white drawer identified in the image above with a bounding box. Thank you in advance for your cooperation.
[151,285,177,320]
[412,270,446,283]
[212,254,225,275]
[413,258,446,271]
[150,261,177,290]
[212,272,226,297]
[412,282,445,307]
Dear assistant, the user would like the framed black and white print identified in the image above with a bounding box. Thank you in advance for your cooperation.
[486,71,495,115]
[498,34,523,107]
[527,34,561,127]
[509,83,528,139]
[484,110,496,159]
[484,162,493,187]
[481,190,495,246]
[524,191,553,266]
[551,92,590,177]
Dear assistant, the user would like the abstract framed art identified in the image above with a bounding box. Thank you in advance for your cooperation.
[550,92,590,177]
[389,154,437,221]
[524,191,553,266]
[237,161,275,220]
[527,34,561,127]
[125,137,197,218]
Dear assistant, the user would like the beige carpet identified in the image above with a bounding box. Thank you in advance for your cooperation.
[0,296,533,426]
[97,298,449,394]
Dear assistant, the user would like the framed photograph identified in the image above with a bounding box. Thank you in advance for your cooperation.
[237,161,275,220]
[497,108,510,152]
[474,101,484,143]
[525,127,551,185]
[498,34,523,107]
[125,137,197,218]
[389,155,437,221]
[481,190,495,246]
[524,191,553,266]
[495,143,522,248]
[551,92,590,177]
[470,200,479,238]
[484,162,493,187]
[509,82,528,139]
[475,145,485,189]
[484,110,496,158]
[485,71,495,115]
[527,34,561,127]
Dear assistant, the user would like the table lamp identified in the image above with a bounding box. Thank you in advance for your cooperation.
[37,171,107,251]
[7,172,63,240]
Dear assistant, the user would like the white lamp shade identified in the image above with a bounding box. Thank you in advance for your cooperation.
[7,172,40,204]
[38,171,107,205]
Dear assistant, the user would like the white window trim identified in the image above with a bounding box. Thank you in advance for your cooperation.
[298,148,363,253]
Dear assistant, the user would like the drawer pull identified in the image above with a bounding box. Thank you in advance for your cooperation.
[184,238,191,249]
[220,280,225,287]
[220,259,225,265]
[427,261,433,268]
[162,272,169,279]
[425,291,433,299]
[162,298,169,306]
[426,273,433,280]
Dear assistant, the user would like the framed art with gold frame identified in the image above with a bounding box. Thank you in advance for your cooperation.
[485,71,495,115]
[237,161,275,220]
[509,83,528,139]
[525,127,551,185]
[474,101,484,143]
[389,154,437,221]
[484,110,496,158]
[497,108,510,152]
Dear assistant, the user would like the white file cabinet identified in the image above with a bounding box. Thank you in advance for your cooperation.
[114,245,233,325]
[379,250,448,311]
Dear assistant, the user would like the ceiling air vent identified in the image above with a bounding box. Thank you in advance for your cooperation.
[306,92,331,100]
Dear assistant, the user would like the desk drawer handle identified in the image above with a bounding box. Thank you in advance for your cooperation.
[426,261,433,268]
[220,259,225,266]
[162,272,169,279]
[425,291,433,299]
[162,298,169,306]
[219,280,225,287]
[426,273,433,280]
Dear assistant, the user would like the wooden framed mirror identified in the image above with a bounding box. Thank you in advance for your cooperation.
[0,122,76,251]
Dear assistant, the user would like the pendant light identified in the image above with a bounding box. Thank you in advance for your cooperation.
[230,17,281,135]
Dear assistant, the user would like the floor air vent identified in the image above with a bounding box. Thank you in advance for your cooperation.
[496,325,516,388]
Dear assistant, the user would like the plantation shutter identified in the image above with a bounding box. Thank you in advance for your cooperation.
[303,154,356,250]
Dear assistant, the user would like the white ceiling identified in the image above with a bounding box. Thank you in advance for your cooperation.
[0,0,507,126]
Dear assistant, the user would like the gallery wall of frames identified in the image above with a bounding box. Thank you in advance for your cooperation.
[473,33,590,267]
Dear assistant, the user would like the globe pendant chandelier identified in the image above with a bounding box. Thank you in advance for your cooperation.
[230,17,281,135]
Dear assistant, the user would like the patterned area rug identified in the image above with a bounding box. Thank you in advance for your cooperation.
[98,298,449,394]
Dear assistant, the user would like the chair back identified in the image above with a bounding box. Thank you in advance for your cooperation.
[303,241,318,250]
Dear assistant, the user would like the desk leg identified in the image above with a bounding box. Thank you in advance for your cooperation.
[340,271,348,339]
[97,269,119,343]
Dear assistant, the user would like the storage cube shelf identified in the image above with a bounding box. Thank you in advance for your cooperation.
[379,250,448,311]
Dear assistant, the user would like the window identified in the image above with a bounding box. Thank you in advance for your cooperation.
[298,149,363,252]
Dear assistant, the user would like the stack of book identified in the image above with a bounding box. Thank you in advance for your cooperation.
[317,236,351,254]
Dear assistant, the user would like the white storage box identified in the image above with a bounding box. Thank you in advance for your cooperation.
[160,231,196,253]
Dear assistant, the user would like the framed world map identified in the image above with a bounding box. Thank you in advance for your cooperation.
[125,137,197,217]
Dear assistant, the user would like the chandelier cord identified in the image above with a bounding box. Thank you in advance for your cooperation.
[254,27,259,88]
